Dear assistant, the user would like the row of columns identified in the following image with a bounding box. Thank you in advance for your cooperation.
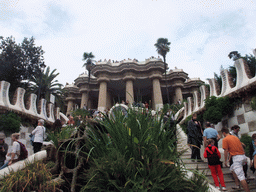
[67,78,184,114]
[97,76,164,112]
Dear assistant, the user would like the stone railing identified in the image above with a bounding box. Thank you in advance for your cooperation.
[0,80,68,123]
[179,57,256,124]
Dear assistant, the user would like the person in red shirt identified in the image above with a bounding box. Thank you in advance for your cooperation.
[222,127,250,192]
[204,139,226,191]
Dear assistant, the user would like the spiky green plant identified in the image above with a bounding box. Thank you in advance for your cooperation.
[0,161,58,192]
[78,106,208,191]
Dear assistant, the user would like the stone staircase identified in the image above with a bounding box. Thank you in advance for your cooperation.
[178,143,256,191]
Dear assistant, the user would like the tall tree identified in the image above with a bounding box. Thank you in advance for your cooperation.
[228,51,241,61]
[228,53,256,86]
[154,38,171,104]
[29,66,64,108]
[82,52,95,83]
[0,36,45,93]
[82,52,95,108]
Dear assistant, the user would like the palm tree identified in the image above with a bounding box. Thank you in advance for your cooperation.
[82,52,95,108]
[29,66,64,108]
[154,38,171,104]
[228,51,241,61]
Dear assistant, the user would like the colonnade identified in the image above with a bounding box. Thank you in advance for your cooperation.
[66,79,185,114]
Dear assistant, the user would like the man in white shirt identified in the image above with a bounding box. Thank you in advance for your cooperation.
[32,119,46,153]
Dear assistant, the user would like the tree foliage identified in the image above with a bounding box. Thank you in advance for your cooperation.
[0,112,21,136]
[214,72,222,91]
[29,66,64,108]
[203,96,234,124]
[228,51,241,61]
[0,36,45,93]
[155,38,171,104]
[228,53,256,85]
[154,38,171,62]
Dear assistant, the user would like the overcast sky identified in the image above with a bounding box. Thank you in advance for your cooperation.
[1,0,256,86]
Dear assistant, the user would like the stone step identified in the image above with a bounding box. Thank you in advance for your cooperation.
[177,136,256,192]
[181,158,207,164]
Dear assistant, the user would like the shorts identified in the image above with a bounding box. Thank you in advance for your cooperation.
[230,155,247,181]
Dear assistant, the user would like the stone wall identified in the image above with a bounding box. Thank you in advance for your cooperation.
[0,80,69,124]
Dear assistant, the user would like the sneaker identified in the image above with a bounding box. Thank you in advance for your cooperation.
[197,159,204,162]
[222,187,227,191]
[232,185,240,189]
[191,159,195,162]
[216,186,220,190]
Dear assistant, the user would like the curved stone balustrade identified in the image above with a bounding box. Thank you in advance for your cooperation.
[0,80,67,123]
[179,57,256,123]
[192,91,199,112]
[0,150,47,180]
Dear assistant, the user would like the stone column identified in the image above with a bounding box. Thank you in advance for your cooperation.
[80,92,88,109]
[123,75,135,106]
[174,86,183,104]
[67,99,74,115]
[97,78,108,112]
[125,80,134,105]
[152,78,163,110]
[106,91,112,110]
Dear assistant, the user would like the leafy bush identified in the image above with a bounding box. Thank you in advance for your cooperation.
[0,161,57,192]
[47,125,75,148]
[240,134,252,157]
[0,112,21,136]
[251,96,256,110]
[203,96,234,124]
[203,106,222,125]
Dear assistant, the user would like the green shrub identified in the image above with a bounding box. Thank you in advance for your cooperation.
[0,161,57,192]
[79,107,208,191]
[47,125,75,148]
[240,134,252,157]
[0,112,21,136]
[203,96,234,124]
[251,96,256,110]
[81,150,206,192]
[203,106,222,125]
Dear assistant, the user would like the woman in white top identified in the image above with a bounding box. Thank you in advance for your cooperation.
[0,133,20,170]
[32,119,46,153]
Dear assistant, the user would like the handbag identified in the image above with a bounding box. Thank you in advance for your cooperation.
[29,134,35,146]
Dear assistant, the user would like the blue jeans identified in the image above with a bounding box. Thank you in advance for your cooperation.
[0,160,4,167]
[0,161,9,170]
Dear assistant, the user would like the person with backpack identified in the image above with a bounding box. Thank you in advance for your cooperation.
[204,139,227,191]
[31,119,46,153]
[0,133,22,170]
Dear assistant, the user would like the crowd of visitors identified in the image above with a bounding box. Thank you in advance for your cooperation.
[187,113,254,191]
[0,119,46,170]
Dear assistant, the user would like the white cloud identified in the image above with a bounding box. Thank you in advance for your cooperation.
[0,0,256,86]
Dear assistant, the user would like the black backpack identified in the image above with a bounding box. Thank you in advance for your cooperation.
[17,141,28,160]
[206,146,221,165]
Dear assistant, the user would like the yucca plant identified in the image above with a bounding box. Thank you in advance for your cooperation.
[78,106,208,191]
